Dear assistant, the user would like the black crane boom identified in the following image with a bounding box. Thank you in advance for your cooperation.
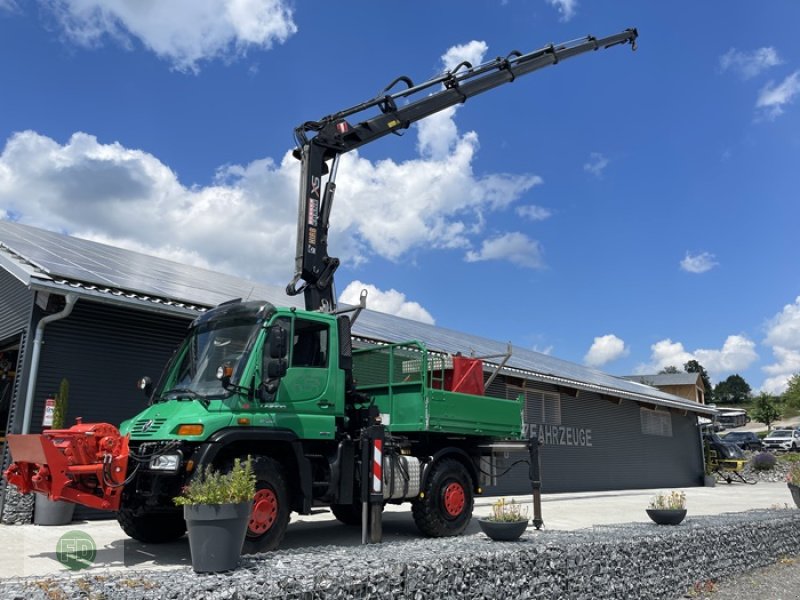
[287,28,638,312]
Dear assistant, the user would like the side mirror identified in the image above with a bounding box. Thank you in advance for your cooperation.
[138,376,153,398]
[267,358,288,379]
[269,326,288,359]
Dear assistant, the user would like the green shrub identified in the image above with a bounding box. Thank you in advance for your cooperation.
[751,451,777,471]
[174,457,255,506]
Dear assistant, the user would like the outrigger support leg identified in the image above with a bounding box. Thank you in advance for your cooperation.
[528,435,544,530]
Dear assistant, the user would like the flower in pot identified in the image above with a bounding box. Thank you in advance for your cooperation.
[646,490,687,525]
[478,497,529,541]
[174,456,256,572]
[786,462,800,508]
[34,378,76,526]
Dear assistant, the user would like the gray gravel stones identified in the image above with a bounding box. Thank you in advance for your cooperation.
[2,509,799,600]
[1,488,33,525]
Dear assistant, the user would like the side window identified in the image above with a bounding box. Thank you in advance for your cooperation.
[291,319,329,368]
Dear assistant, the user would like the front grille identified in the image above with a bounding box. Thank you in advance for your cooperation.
[130,418,168,436]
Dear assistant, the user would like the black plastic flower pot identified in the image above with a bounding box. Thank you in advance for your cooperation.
[184,501,251,573]
[788,483,800,508]
[477,519,529,541]
[646,508,686,525]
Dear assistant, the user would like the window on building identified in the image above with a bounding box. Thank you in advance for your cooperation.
[640,407,672,437]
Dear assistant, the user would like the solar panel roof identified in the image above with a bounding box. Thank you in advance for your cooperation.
[0,220,715,414]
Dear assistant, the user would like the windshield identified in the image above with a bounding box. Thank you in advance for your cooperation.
[769,430,792,438]
[160,319,260,399]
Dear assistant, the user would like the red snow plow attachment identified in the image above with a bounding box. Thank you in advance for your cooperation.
[4,420,130,511]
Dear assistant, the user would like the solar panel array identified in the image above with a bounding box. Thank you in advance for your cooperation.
[0,220,711,412]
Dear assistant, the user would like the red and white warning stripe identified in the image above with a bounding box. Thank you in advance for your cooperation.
[372,439,383,493]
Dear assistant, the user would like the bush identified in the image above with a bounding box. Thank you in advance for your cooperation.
[174,456,255,506]
[750,451,777,471]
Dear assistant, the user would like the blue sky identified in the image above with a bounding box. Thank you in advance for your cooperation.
[1,1,799,395]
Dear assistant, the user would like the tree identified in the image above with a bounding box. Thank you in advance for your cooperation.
[684,360,714,404]
[783,373,800,409]
[750,393,781,432]
[713,374,752,405]
[659,366,679,374]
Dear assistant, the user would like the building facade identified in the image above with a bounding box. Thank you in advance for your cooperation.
[0,221,715,521]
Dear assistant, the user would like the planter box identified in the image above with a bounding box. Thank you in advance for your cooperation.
[184,501,250,573]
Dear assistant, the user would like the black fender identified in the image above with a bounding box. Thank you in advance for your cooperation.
[190,427,313,513]
[420,447,480,493]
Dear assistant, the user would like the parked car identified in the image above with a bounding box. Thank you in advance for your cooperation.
[762,429,800,451]
[722,431,763,451]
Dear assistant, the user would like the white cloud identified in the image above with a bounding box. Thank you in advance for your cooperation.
[0,0,19,12]
[719,47,782,79]
[0,39,545,285]
[44,0,297,72]
[464,232,544,269]
[417,41,488,161]
[680,251,718,274]
[339,280,434,324]
[756,71,800,120]
[584,334,628,367]
[636,336,758,379]
[516,204,550,221]
[583,152,609,178]
[761,296,800,394]
[546,0,577,21]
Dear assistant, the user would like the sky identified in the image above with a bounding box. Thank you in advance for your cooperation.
[1,1,799,396]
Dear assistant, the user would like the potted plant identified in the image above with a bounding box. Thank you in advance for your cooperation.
[477,497,529,541]
[34,378,76,526]
[646,490,687,525]
[786,462,800,508]
[174,456,256,573]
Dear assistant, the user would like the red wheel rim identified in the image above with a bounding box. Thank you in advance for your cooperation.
[443,482,465,517]
[249,488,278,535]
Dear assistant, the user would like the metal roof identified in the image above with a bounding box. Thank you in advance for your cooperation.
[0,220,715,415]
[623,373,703,388]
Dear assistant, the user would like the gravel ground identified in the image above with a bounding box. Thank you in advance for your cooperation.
[2,509,799,600]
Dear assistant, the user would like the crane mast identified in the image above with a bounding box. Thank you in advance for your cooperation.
[287,28,638,312]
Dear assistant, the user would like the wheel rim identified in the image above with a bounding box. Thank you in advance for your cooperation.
[443,482,466,517]
[249,488,278,535]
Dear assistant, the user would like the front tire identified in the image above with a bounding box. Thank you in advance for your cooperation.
[242,456,290,554]
[116,508,186,543]
[412,458,473,537]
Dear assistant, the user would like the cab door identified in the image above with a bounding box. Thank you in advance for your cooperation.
[277,315,337,439]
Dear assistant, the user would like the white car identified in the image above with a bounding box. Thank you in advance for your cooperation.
[763,429,800,451]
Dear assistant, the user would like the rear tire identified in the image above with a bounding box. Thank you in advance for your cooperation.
[412,458,473,537]
[116,508,186,543]
[242,456,290,554]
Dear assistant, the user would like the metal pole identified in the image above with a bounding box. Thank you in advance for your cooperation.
[528,436,544,530]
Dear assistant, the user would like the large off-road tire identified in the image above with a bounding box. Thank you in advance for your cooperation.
[242,456,290,554]
[330,503,362,526]
[412,458,473,537]
[116,508,187,543]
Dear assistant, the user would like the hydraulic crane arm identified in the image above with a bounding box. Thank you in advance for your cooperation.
[287,28,638,312]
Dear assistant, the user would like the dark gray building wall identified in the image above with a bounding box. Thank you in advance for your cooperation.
[24,299,192,519]
[30,300,192,433]
[487,380,705,495]
[0,269,32,343]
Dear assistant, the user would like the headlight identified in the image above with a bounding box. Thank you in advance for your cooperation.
[149,454,181,472]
